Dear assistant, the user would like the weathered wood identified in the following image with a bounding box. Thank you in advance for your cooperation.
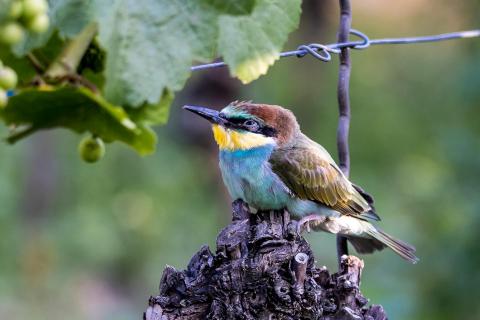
[145,200,387,320]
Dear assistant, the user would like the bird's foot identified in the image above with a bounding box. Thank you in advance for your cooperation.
[296,214,326,234]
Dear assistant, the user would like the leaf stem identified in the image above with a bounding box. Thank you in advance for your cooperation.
[27,53,45,73]
[45,22,98,78]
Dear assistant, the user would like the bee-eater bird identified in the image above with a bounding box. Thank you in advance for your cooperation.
[184,101,418,263]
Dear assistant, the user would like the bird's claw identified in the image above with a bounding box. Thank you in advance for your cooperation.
[296,215,326,235]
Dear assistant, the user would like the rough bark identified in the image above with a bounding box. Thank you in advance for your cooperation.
[145,200,387,320]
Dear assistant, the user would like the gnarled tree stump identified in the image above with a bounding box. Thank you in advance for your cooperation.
[145,200,387,320]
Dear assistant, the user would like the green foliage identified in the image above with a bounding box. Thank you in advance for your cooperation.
[96,0,215,106]
[0,0,302,160]
[0,31,64,83]
[10,0,93,55]
[1,87,156,154]
[203,0,257,15]
[219,0,302,83]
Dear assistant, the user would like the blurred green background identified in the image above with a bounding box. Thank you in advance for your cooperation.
[1,1,479,319]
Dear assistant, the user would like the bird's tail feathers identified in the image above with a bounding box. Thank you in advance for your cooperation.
[347,237,386,254]
[365,227,419,264]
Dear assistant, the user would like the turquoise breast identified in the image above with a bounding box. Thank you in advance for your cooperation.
[219,145,292,210]
[218,145,339,219]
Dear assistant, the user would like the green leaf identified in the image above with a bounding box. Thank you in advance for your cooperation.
[0,86,156,154]
[97,0,219,107]
[12,28,54,57]
[202,0,257,15]
[218,0,302,83]
[48,0,97,38]
[0,49,36,83]
[98,0,301,106]
[1,0,302,156]
[5,0,302,106]
[0,0,14,23]
[126,89,174,125]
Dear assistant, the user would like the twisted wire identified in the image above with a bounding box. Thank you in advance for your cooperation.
[190,29,480,71]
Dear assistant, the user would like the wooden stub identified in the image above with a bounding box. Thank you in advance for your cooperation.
[145,200,387,319]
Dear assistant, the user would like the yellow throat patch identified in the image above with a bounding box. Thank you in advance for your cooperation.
[212,125,275,150]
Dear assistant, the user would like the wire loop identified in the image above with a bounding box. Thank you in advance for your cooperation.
[296,29,369,61]
[349,29,370,49]
[296,43,334,61]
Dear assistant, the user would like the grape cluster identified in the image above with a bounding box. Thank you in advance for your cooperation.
[0,61,18,107]
[0,0,49,107]
[0,0,50,45]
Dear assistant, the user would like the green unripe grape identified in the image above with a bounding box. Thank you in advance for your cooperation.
[27,13,49,33]
[22,0,48,19]
[0,22,24,45]
[0,67,18,90]
[9,1,24,19]
[78,136,105,163]
[0,90,7,108]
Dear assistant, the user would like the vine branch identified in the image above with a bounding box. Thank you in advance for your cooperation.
[45,22,98,79]
[336,0,352,266]
[26,53,46,74]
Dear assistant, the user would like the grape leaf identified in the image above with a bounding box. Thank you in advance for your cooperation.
[48,0,97,38]
[0,87,156,154]
[0,0,14,22]
[202,0,256,15]
[97,0,219,107]
[0,50,36,83]
[96,0,302,107]
[126,89,174,125]
[218,0,302,83]
[0,0,302,157]
[7,0,302,108]
[12,29,54,57]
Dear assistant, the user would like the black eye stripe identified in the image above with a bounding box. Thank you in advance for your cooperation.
[222,115,277,137]
[223,116,246,125]
[260,126,277,137]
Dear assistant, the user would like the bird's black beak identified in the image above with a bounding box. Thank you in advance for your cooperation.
[183,105,225,125]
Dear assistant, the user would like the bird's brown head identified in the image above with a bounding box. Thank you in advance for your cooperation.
[183,101,299,150]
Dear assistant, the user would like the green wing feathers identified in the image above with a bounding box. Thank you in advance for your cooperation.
[269,135,376,219]
[269,135,418,263]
